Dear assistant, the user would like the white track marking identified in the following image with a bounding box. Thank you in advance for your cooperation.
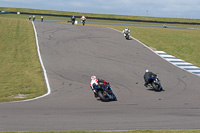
[155,51,200,77]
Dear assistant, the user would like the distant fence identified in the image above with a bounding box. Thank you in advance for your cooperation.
[10,12,200,25]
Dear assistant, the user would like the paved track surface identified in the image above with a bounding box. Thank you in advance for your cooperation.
[1,22,200,131]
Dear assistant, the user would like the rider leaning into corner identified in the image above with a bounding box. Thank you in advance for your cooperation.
[90,75,108,98]
[123,27,130,36]
[143,69,157,87]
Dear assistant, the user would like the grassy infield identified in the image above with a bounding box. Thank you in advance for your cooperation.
[0,7,200,133]
[0,17,46,102]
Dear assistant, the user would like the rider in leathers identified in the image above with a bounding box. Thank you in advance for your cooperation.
[71,15,76,24]
[90,76,108,98]
[123,27,130,37]
[144,70,157,87]
[81,16,86,21]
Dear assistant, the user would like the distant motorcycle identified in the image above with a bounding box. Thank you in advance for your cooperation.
[72,20,75,25]
[123,28,130,40]
[71,16,76,25]
[93,83,117,102]
[81,19,86,25]
[124,32,129,40]
[146,76,163,92]
[163,24,167,28]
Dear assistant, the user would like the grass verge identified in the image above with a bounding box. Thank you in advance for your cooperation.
[0,17,47,102]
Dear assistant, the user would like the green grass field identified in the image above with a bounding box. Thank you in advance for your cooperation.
[0,17,47,102]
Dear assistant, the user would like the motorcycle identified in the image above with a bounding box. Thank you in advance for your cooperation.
[124,32,129,40]
[163,24,167,28]
[93,83,117,102]
[146,77,163,92]
[72,20,75,25]
[71,17,75,25]
[81,20,86,26]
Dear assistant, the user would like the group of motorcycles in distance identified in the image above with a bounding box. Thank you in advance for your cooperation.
[70,15,86,25]
[68,16,163,102]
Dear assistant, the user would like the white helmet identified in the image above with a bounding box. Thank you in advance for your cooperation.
[91,75,96,80]
[145,69,150,72]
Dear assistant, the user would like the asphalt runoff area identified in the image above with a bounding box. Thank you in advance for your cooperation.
[1,22,200,131]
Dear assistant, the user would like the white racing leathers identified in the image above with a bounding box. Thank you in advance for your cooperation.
[81,17,86,21]
[90,79,98,92]
[123,29,130,37]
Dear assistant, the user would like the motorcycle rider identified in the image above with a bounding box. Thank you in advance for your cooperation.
[123,27,130,37]
[71,15,76,25]
[81,15,86,23]
[90,75,108,98]
[144,69,157,87]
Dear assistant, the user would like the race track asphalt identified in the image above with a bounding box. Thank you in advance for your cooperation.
[1,22,200,131]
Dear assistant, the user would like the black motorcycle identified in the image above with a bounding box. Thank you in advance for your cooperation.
[71,17,75,25]
[72,20,75,25]
[146,77,163,92]
[93,83,117,102]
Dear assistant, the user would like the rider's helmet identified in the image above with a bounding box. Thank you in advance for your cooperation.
[81,16,85,20]
[125,27,130,32]
[145,69,150,73]
[91,75,97,80]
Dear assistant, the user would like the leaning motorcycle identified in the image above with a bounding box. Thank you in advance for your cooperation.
[124,32,129,40]
[146,77,163,92]
[94,83,117,102]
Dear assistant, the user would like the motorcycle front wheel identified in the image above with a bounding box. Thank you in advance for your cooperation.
[152,83,162,92]
[98,90,109,102]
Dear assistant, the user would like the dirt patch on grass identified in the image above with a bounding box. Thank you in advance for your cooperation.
[149,47,157,51]
[13,94,27,99]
